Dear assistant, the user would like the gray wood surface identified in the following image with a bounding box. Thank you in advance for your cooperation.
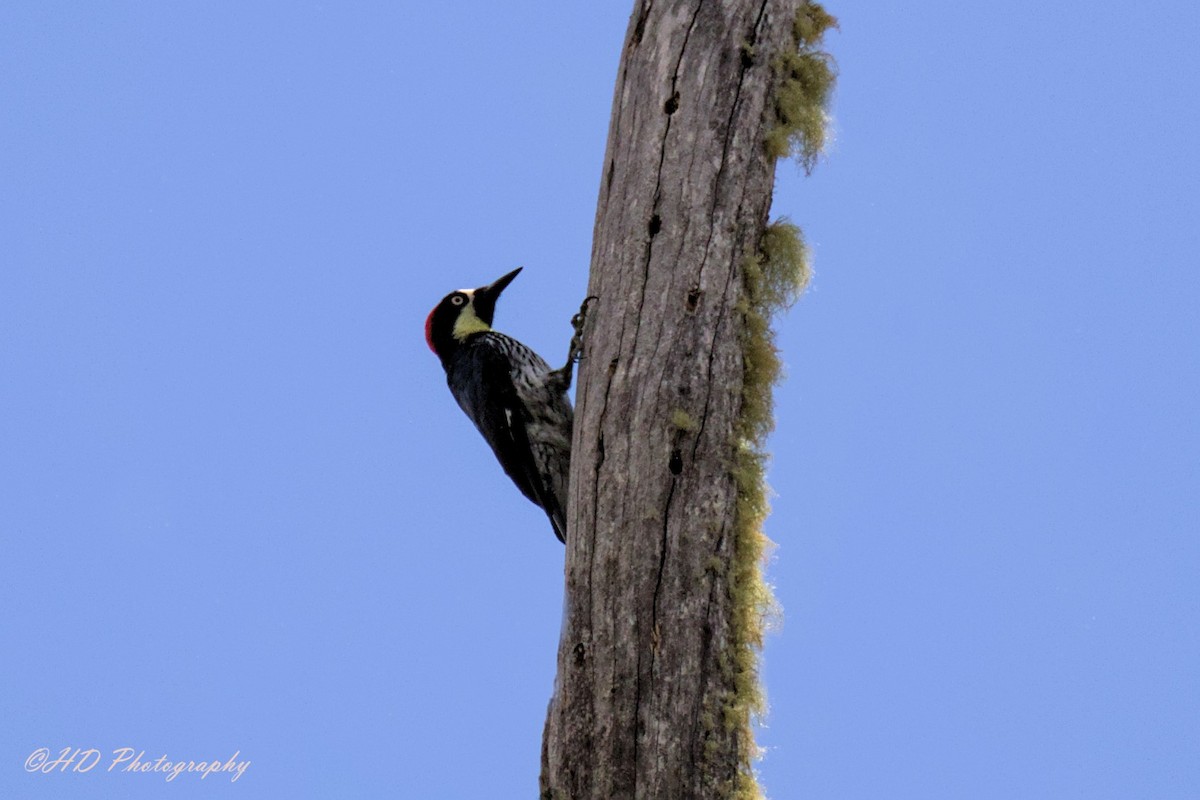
[542,2,802,797]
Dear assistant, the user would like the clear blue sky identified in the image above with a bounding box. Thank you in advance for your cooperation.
[2,3,1197,798]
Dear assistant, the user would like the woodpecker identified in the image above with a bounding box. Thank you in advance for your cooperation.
[425,267,586,543]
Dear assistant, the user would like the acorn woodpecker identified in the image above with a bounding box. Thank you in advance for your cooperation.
[425,268,587,543]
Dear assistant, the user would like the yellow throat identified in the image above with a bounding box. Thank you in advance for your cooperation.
[452,295,491,341]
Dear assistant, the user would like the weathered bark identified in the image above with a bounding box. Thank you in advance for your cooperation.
[541,1,803,798]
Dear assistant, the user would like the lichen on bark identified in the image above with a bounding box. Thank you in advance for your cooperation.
[727,220,812,800]
[764,3,838,170]
[727,3,835,796]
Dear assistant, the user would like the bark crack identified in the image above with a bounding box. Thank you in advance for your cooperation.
[689,4,768,457]
[631,0,705,354]
[689,523,728,771]
[651,475,677,636]
[645,472,677,793]
[631,6,706,793]
[693,259,739,462]
[588,366,611,660]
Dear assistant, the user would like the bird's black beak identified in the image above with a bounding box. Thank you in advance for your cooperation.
[472,267,522,326]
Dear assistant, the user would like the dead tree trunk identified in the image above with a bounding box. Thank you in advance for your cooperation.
[542,1,832,798]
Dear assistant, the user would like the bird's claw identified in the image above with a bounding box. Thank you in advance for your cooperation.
[552,295,598,393]
[566,296,598,365]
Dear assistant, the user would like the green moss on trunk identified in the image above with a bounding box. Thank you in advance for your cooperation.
[728,220,810,800]
[764,3,838,171]
[728,4,835,797]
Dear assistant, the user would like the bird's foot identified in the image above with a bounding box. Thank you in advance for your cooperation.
[548,295,598,393]
[565,295,598,365]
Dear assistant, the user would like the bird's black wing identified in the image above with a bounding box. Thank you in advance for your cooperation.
[446,339,565,541]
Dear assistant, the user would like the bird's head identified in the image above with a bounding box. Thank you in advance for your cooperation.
[425,267,522,362]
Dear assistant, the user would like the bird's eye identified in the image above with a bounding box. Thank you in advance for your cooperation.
[451,295,466,306]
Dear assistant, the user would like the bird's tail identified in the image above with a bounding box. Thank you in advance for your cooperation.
[547,506,566,543]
